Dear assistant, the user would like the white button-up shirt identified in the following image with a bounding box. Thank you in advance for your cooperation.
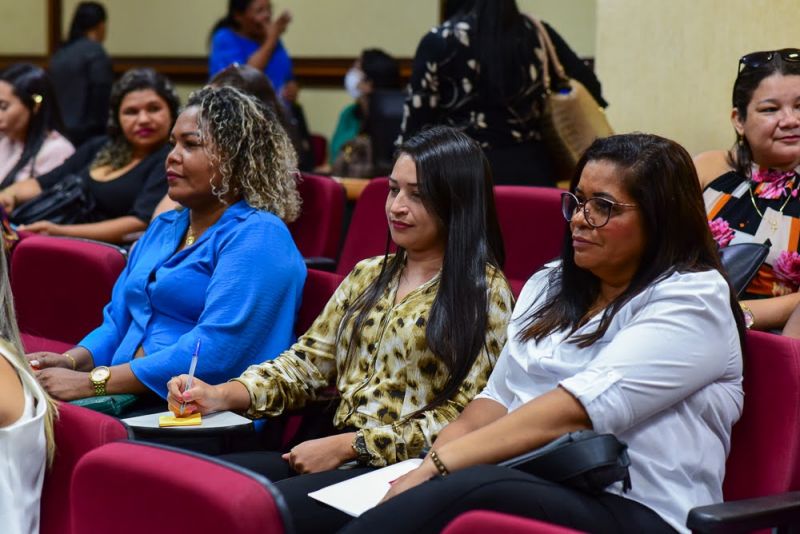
[478,266,743,533]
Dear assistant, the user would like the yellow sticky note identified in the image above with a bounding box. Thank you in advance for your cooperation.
[158,412,202,427]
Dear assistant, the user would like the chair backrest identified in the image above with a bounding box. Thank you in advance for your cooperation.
[10,234,126,344]
[41,402,130,534]
[365,89,405,175]
[443,511,583,534]
[336,177,394,275]
[310,133,328,168]
[288,173,347,259]
[722,330,800,501]
[71,441,292,534]
[296,268,344,336]
[494,186,565,296]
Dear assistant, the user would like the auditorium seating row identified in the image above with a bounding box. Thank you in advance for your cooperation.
[38,328,800,533]
[10,175,564,353]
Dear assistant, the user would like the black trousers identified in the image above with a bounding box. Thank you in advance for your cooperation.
[484,140,558,187]
[219,450,375,533]
[341,465,678,534]
[221,454,677,534]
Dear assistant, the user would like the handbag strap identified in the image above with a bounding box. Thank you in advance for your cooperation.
[528,16,569,91]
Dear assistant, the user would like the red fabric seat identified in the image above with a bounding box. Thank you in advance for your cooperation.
[71,441,292,534]
[295,268,344,336]
[336,177,394,276]
[310,133,328,168]
[444,511,583,534]
[41,402,130,534]
[10,235,126,350]
[494,186,565,297]
[288,173,346,260]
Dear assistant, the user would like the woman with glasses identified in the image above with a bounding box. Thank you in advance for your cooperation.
[343,133,745,534]
[695,49,800,332]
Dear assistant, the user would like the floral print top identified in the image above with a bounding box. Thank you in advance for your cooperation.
[233,256,514,466]
[704,165,800,296]
[399,14,606,150]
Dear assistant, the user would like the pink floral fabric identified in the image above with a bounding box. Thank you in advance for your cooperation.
[709,218,734,248]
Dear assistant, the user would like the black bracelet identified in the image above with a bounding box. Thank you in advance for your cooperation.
[429,450,450,476]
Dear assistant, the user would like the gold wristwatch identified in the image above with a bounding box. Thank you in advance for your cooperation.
[89,366,111,396]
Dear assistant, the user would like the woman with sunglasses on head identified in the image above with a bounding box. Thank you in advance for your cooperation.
[166,125,514,533]
[0,68,179,244]
[0,64,74,189]
[343,134,745,534]
[695,49,800,333]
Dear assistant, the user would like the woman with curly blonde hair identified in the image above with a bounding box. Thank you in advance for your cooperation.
[29,86,306,411]
[0,232,58,533]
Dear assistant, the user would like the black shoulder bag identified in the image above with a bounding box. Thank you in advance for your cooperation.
[11,173,95,225]
[498,430,632,494]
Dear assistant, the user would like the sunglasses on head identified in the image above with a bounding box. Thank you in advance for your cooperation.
[738,48,800,75]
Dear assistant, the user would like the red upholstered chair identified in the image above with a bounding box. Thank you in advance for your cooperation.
[288,173,346,264]
[41,402,131,534]
[687,330,800,532]
[310,133,328,168]
[336,177,394,276]
[295,268,344,336]
[494,186,565,297]
[10,235,126,352]
[71,441,293,534]
[443,511,583,534]
[280,267,344,448]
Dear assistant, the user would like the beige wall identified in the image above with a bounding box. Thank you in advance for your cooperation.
[596,0,800,156]
[519,0,595,57]
[0,1,47,54]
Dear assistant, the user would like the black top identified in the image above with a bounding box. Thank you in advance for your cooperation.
[49,38,113,146]
[36,136,169,223]
[400,15,606,150]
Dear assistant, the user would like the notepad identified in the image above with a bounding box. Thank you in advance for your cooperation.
[158,412,202,427]
[308,458,422,517]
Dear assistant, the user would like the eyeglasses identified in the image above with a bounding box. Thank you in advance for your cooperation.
[738,48,800,75]
[560,192,637,229]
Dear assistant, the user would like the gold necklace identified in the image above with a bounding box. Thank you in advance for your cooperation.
[748,182,795,233]
[185,226,196,246]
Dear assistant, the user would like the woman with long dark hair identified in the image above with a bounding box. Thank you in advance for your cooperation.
[0,64,74,189]
[343,134,745,534]
[0,68,179,243]
[166,125,514,533]
[208,0,293,93]
[402,0,606,186]
[49,1,112,145]
[696,49,800,334]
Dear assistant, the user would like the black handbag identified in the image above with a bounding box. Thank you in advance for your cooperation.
[11,173,95,225]
[499,430,631,494]
[718,240,770,297]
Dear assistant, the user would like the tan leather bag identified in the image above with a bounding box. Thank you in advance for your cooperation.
[530,17,613,181]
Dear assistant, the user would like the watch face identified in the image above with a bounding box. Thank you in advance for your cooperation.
[92,367,110,381]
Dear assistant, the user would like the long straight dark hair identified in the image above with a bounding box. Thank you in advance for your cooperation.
[449,0,537,106]
[210,0,253,40]
[0,64,65,188]
[519,133,747,349]
[66,2,106,44]
[338,125,505,416]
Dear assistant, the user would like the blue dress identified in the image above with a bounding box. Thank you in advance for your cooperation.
[209,28,293,92]
[79,200,307,398]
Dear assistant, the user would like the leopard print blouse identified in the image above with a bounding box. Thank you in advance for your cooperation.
[233,255,514,466]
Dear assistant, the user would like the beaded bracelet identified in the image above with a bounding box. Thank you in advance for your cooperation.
[429,450,450,476]
[63,353,77,371]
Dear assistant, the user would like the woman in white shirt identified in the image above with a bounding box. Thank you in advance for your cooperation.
[0,233,58,534]
[342,133,746,534]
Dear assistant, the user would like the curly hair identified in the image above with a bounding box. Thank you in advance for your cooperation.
[187,86,300,222]
[92,68,180,171]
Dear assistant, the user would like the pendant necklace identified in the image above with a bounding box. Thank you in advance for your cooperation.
[185,226,196,246]
[748,181,795,233]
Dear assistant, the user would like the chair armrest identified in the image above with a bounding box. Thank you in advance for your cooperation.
[304,257,337,272]
[687,491,800,533]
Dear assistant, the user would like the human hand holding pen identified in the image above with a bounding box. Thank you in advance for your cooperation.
[179,340,201,416]
[167,375,225,417]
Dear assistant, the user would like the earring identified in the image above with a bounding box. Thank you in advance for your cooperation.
[31,94,42,114]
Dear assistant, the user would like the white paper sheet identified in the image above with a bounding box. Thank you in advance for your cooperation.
[122,410,252,430]
[308,458,423,517]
